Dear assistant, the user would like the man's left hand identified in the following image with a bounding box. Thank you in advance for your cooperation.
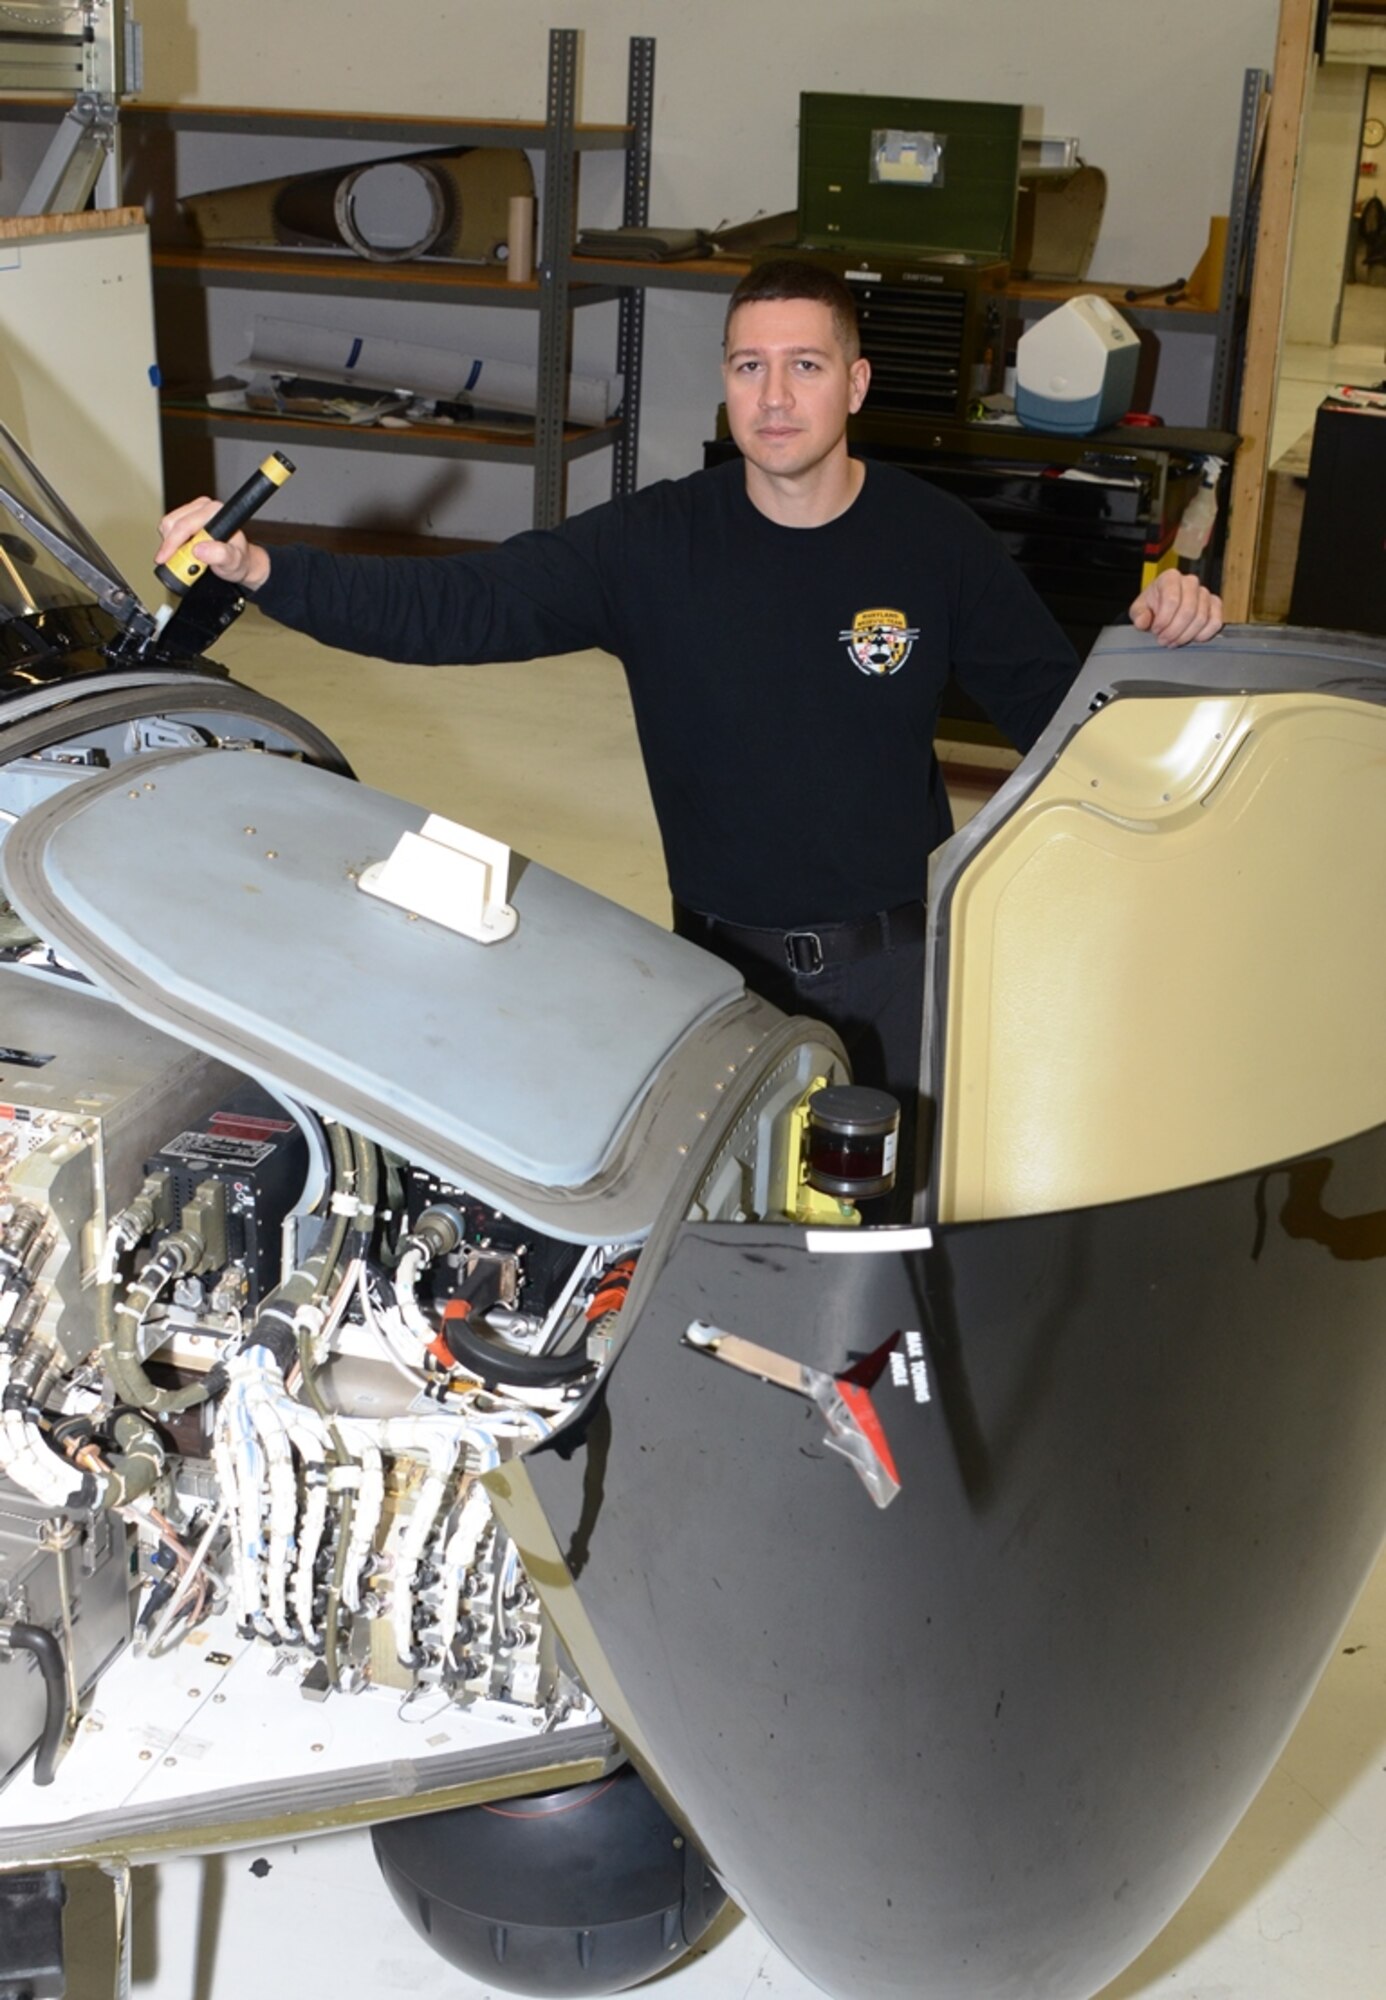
[1128,569,1224,647]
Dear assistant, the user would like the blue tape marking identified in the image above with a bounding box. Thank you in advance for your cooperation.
[149,364,162,387]
[345,338,363,371]
[463,359,483,392]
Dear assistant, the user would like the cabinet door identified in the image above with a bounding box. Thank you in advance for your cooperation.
[0,212,163,586]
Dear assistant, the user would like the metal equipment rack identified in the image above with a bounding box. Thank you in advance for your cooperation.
[1,28,657,534]
[149,29,653,533]
[1207,65,1269,435]
[0,0,134,95]
[0,0,141,212]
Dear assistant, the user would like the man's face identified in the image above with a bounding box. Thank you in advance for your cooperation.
[722,298,870,484]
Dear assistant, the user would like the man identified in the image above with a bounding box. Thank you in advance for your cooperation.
[157,260,1222,1186]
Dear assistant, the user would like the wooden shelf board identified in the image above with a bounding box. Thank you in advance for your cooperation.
[0,96,630,150]
[1009,277,1219,330]
[152,246,620,307]
[0,206,144,240]
[160,399,623,465]
[569,253,750,294]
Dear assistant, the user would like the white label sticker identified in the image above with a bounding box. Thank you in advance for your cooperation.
[805,1225,933,1255]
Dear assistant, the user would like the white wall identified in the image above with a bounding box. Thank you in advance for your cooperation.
[134,0,1282,536]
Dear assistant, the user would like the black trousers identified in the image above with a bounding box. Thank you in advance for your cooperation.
[672,902,927,1217]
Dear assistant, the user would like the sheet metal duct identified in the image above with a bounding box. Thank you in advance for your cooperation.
[181,147,535,265]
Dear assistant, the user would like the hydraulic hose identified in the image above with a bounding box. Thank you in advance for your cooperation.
[438,1313,593,1390]
[313,1120,356,1292]
[350,1128,378,1260]
[276,1120,374,1328]
[104,1410,167,1508]
[250,1250,335,1368]
[399,1204,593,1391]
[97,1230,223,1417]
[0,1621,67,1785]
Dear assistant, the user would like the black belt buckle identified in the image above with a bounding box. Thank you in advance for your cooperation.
[785,929,825,976]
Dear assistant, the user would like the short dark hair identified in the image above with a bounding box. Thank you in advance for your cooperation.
[723,259,862,362]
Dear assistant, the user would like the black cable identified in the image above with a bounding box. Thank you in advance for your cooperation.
[0,1623,67,1785]
[439,1314,592,1390]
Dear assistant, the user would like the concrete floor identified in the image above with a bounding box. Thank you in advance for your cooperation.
[51,606,1386,1996]
[1272,279,1386,465]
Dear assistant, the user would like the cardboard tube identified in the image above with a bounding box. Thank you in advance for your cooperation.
[507,195,535,284]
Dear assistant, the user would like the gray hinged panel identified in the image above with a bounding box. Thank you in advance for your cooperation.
[1,749,743,1225]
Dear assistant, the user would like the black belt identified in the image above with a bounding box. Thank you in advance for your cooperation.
[674,898,926,978]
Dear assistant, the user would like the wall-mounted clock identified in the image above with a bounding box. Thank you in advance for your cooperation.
[1364,116,1385,149]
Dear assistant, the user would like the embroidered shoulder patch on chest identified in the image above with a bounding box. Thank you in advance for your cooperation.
[839,607,920,677]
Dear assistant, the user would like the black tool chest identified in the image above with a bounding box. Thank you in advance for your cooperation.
[706,420,1231,666]
[855,421,1221,660]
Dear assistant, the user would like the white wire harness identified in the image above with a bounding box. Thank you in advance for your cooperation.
[211,1335,564,1702]
[1,1080,627,1735]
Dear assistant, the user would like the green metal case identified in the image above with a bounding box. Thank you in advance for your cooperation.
[755,95,1025,422]
[797,92,1022,262]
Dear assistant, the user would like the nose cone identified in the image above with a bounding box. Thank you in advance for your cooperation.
[514,1184,1386,2000]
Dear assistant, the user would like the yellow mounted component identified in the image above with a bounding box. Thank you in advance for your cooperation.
[778,1075,861,1228]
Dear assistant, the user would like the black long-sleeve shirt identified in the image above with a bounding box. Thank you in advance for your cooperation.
[257,458,1078,926]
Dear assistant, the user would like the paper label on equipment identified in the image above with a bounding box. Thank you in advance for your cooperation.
[160,1130,277,1169]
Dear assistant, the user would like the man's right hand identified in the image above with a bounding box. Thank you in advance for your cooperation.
[155,498,272,593]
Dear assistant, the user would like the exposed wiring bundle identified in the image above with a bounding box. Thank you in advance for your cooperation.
[0,1078,626,1786]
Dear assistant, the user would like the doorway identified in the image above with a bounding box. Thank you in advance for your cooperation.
[1256,56,1386,616]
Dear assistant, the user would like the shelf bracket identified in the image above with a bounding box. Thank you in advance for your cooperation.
[17,91,118,215]
[613,36,656,498]
[533,26,581,530]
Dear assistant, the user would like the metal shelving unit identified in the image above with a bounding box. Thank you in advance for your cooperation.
[4,37,1260,521]
[19,30,656,533]
[1208,65,1269,435]
[157,399,624,466]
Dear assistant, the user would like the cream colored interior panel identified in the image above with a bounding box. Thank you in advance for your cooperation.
[937,690,1386,1222]
[0,212,162,586]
